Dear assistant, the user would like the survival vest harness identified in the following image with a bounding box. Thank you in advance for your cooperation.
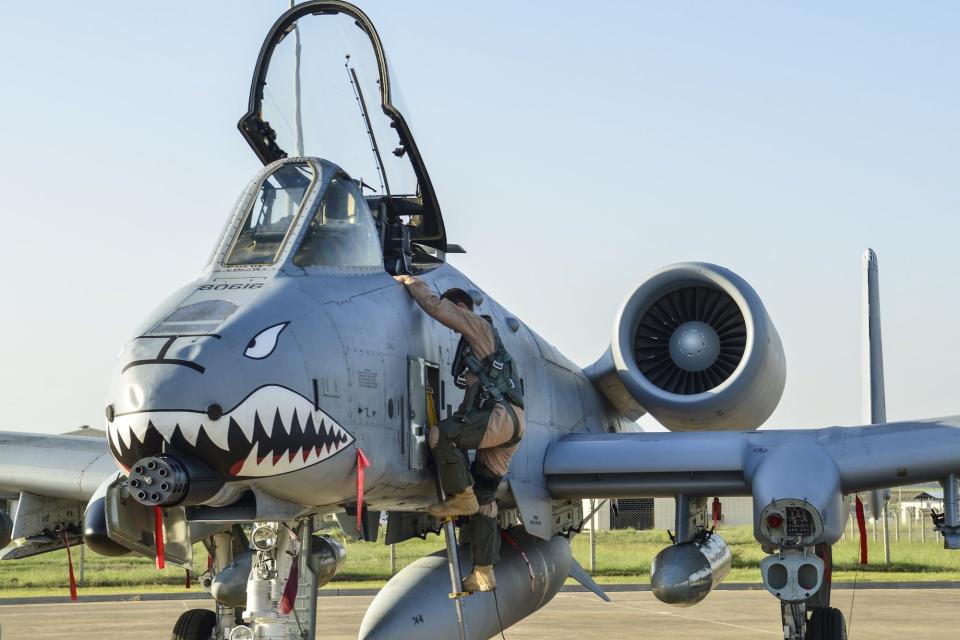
[452,317,524,447]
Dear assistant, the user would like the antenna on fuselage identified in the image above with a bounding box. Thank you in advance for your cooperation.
[346,55,390,196]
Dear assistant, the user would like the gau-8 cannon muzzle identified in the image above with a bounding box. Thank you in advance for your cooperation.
[127,453,223,507]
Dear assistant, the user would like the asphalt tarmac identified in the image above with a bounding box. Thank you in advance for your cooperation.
[0,589,955,639]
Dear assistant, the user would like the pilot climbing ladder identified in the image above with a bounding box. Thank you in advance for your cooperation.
[425,387,470,640]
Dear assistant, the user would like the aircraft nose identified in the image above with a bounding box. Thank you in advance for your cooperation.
[122,382,146,412]
[116,382,219,417]
[107,283,357,483]
[110,359,213,417]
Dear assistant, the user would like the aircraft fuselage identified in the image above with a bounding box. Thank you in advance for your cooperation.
[104,158,617,517]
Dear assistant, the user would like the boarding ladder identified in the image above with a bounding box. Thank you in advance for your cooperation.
[426,387,470,640]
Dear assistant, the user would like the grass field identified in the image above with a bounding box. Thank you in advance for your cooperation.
[2,522,958,599]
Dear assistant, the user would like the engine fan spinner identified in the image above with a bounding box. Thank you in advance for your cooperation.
[634,287,746,395]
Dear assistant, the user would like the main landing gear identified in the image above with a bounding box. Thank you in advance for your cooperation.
[805,607,847,640]
[774,545,846,640]
[781,603,847,640]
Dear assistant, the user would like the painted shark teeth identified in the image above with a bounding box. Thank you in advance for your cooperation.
[175,413,204,447]
[202,418,231,451]
[151,418,178,442]
[108,420,126,451]
[106,385,354,479]
[231,417,353,478]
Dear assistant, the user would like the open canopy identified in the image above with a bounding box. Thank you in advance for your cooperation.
[239,1,446,252]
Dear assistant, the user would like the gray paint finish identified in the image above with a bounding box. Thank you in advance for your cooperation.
[0,2,958,639]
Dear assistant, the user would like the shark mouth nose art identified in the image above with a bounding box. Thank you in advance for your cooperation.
[107,385,354,478]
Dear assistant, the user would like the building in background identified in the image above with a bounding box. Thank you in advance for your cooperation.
[582,497,754,531]
[899,489,943,524]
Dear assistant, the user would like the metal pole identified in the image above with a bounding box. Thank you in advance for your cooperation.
[289,0,304,157]
[589,499,597,572]
[442,519,469,640]
[882,506,891,564]
[425,387,468,640]
[212,530,237,633]
[675,495,691,543]
[895,508,900,542]
[943,473,960,549]
[944,474,958,524]
[79,544,85,585]
[298,517,318,635]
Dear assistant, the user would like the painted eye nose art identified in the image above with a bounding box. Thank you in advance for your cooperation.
[245,322,289,359]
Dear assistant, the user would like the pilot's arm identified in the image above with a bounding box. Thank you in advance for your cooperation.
[395,275,492,417]
[394,275,475,336]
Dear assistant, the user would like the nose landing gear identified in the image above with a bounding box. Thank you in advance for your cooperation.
[176,517,345,640]
[172,609,217,640]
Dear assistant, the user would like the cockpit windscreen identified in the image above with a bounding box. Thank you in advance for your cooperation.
[293,174,382,269]
[224,163,316,266]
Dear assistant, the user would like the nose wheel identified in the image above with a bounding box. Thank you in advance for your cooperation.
[171,609,216,640]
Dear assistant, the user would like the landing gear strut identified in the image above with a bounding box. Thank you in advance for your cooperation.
[775,545,846,640]
[781,603,847,640]
[781,601,806,640]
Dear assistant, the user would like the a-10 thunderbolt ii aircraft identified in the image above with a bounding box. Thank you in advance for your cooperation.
[2,2,960,639]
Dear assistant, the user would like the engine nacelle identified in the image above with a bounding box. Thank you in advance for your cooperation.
[587,262,785,430]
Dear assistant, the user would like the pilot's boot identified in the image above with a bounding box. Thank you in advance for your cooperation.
[463,565,496,593]
[427,486,479,517]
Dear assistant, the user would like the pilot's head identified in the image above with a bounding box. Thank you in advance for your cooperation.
[440,288,474,312]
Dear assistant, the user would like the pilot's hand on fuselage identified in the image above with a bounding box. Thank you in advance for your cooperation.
[393,274,417,288]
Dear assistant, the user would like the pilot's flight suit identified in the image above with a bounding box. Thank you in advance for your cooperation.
[395,275,525,580]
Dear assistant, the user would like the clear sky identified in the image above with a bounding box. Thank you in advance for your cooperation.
[0,1,957,434]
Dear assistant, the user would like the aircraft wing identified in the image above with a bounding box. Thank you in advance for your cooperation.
[0,432,117,557]
[0,432,114,501]
[545,416,960,500]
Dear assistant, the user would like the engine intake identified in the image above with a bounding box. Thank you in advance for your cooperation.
[587,262,785,430]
